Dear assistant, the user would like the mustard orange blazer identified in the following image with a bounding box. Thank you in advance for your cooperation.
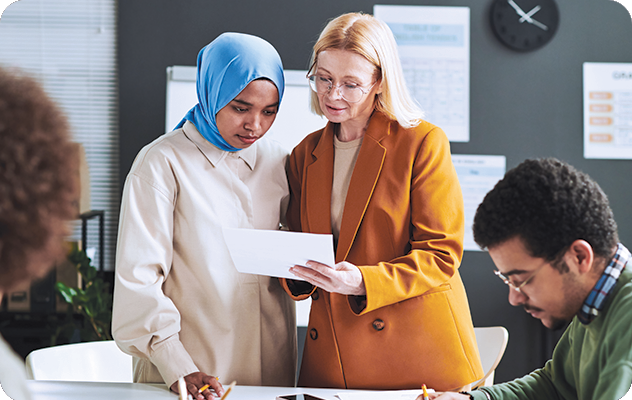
[281,111,483,391]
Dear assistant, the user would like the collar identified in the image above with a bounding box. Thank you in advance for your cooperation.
[182,121,256,170]
[578,243,631,324]
[311,111,393,159]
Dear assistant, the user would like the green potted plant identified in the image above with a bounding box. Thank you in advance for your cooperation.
[53,243,112,344]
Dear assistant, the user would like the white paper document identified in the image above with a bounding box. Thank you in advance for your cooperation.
[222,228,335,280]
[336,388,433,400]
[452,154,506,252]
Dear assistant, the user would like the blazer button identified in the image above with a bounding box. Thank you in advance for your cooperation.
[309,328,318,340]
[372,319,385,331]
[311,291,319,300]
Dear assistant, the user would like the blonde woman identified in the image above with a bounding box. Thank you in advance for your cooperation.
[282,12,483,391]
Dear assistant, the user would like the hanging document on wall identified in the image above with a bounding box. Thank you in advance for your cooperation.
[374,5,470,142]
[452,155,506,252]
[583,62,632,159]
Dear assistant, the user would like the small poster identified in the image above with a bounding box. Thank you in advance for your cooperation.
[452,155,506,252]
[374,5,470,142]
[583,62,632,159]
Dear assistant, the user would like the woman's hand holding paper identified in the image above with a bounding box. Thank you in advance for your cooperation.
[290,260,366,296]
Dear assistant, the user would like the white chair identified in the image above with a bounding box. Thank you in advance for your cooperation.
[25,340,133,382]
[471,326,509,389]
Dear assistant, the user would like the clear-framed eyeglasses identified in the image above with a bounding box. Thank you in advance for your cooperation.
[493,261,547,293]
[307,74,376,104]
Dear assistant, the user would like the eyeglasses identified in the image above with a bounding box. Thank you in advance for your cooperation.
[494,261,547,293]
[307,74,376,103]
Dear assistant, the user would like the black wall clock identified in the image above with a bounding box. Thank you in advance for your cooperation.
[490,0,560,52]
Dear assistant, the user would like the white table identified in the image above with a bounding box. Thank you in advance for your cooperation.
[26,381,345,400]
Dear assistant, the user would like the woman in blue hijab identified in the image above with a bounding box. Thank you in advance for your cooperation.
[175,32,285,151]
[113,33,296,400]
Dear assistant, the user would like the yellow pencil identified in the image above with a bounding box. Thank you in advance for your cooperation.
[219,381,236,400]
[198,377,221,394]
[422,384,429,400]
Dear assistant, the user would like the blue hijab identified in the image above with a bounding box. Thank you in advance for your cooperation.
[175,32,285,152]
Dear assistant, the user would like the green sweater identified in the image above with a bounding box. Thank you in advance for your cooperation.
[472,265,632,400]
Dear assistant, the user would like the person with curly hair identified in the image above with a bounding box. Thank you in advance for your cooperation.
[426,158,632,400]
[0,67,78,400]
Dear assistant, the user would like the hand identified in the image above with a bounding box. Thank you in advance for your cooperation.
[416,392,471,400]
[170,372,224,400]
[290,260,366,296]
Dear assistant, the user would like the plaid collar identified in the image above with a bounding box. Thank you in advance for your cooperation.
[578,243,630,325]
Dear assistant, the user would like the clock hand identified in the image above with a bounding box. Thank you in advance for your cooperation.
[507,0,530,19]
[528,17,549,30]
[519,5,541,23]
[508,0,549,31]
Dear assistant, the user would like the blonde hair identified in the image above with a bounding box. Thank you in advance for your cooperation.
[307,12,424,128]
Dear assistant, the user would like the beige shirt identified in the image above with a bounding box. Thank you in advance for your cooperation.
[331,134,363,242]
[112,122,296,388]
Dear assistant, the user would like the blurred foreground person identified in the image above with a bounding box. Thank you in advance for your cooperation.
[0,67,78,400]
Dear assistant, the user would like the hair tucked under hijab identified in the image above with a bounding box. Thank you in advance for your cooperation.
[175,32,285,151]
[0,67,78,291]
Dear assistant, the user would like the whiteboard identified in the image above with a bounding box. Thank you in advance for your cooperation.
[165,66,326,153]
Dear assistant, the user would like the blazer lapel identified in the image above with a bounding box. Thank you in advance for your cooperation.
[336,113,391,261]
[305,123,336,235]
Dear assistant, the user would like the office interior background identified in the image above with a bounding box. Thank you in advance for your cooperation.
[1,0,631,386]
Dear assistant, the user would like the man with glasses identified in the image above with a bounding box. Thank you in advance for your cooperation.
[424,157,632,400]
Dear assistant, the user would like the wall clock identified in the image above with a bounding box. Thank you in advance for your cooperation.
[490,0,560,52]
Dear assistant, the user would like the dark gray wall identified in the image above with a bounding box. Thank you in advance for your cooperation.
[118,0,632,384]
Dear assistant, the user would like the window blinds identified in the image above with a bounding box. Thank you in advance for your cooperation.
[0,0,119,271]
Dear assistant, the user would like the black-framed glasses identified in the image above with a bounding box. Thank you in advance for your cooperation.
[307,74,376,103]
[494,261,547,293]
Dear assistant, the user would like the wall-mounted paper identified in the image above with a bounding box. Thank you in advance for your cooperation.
[222,228,335,280]
[374,5,470,143]
[583,62,632,159]
[452,155,506,252]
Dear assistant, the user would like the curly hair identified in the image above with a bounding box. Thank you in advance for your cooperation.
[473,158,618,265]
[0,67,78,292]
